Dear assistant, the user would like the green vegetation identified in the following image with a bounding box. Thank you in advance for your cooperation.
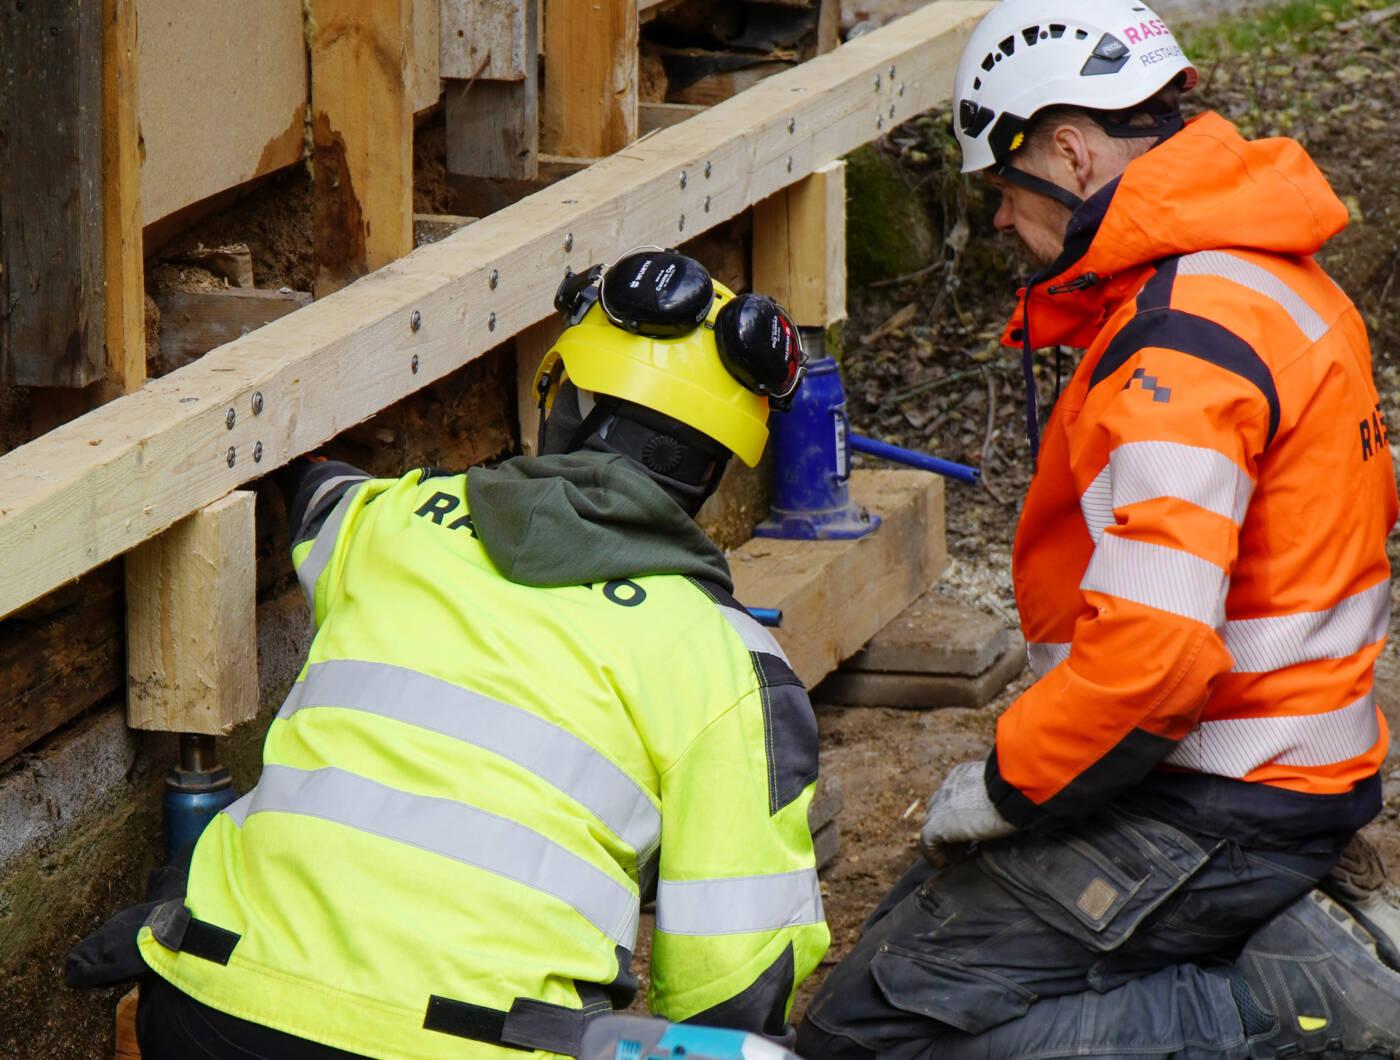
[1178,0,1377,62]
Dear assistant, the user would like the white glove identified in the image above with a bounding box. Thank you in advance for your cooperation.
[919,759,1016,863]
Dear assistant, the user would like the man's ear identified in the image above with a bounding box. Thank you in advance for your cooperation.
[1049,124,1096,196]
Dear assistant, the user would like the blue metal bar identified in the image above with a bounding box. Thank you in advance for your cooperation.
[849,433,981,485]
[746,607,783,628]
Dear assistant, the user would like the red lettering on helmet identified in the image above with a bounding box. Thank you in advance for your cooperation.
[1123,25,1142,44]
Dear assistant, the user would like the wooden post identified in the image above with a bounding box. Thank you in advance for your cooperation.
[542,0,637,157]
[102,0,146,399]
[126,491,258,734]
[817,0,841,55]
[0,0,105,387]
[752,160,846,328]
[515,317,563,457]
[308,0,415,298]
[443,0,540,181]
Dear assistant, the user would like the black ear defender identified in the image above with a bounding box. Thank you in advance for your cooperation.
[554,264,605,325]
[599,250,715,338]
[713,294,807,412]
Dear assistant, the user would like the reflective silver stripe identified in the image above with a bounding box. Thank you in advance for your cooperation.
[222,790,254,828]
[1177,251,1328,343]
[1027,641,1071,678]
[721,604,790,664]
[1082,535,1227,627]
[302,474,369,535]
[1164,693,1380,777]
[1080,443,1253,545]
[296,485,362,606]
[231,764,640,946]
[1225,581,1391,673]
[279,659,660,857]
[655,868,823,936]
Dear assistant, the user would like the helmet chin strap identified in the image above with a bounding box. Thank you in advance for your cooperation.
[991,163,1084,212]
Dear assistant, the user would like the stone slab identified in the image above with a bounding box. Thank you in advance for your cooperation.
[813,635,1028,710]
[843,590,1011,677]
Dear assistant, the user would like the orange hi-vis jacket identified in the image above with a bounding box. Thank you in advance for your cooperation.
[988,112,1398,840]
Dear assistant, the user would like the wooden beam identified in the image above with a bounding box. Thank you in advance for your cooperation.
[0,3,993,622]
[444,0,540,181]
[309,0,415,297]
[101,0,145,400]
[126,491,258,734]
[515,317,563,457]
[817,0,841,55]
[730,471,946,689]
[0,0,105,387]
[152,288,312,375]
[542,0,638,157]
[752,160,846,328]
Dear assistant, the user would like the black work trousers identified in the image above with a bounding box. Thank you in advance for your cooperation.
[137,973,368,1060]
[796,806,1340,1060]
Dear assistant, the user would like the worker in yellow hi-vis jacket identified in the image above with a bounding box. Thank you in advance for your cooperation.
[67,249,830,1060]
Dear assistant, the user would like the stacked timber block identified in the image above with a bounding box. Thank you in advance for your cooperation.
[814,591,1027,710]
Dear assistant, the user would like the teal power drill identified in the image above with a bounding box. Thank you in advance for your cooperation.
[580,1016,800,1060]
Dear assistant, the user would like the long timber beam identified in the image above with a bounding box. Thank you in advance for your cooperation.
[0,2,992,621]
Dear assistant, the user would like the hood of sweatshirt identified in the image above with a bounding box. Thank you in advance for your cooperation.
[465,451,733,590]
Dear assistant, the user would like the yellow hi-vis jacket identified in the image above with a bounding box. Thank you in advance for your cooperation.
[138,454,830,1060]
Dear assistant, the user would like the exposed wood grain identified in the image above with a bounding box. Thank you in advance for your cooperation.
[309,0,415,296]
[127,492,258,734]
[102,0,145,399]
[152,288,312,374]
[753,160,846,327]
[542,0,638,156]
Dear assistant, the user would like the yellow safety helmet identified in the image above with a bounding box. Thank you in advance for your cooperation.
[534,250,804,467]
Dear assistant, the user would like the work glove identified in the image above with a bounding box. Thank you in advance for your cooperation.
[919,758,1016,864]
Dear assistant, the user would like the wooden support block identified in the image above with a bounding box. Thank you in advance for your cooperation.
[309,0,415,297]
[0,0,105,387]
[730,470,946,689]
[116,985,141,1059]
[515,317,563,456]
[101,0,145,400]
[444,0,540,181]
[542,0,638,157]
[151,288,312,375]
[126,491,258,734]
[638,101,707,134]
[753,160,846,327]
[844,591,1011,676]
[441,0,531,80]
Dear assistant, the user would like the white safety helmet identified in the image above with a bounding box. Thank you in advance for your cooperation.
[954,0,1198,177]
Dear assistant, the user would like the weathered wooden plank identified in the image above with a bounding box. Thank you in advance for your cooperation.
[102,0,146,399]
[514,317,563,458]
[542,0,638,157]
[127,491,258,734]
[639,101,707,134]
[0,3,994,621]
[445,0,539,180]
[309,0,415,297]
[136,0,307,228]
[753,160,846,328]
[152,288,312,375]
[441,0,530,80]
[0,568,124,766]
[729,471,947,688]
[0,0,105,387]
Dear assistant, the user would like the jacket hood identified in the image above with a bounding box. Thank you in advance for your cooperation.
[1003,111,1350,350]
[465,451,733,590]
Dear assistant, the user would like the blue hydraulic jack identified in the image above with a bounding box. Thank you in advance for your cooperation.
[163,733,238,864]
[756,330,980,541]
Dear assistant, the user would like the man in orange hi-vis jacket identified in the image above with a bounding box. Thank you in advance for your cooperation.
[798,2,1400,1058]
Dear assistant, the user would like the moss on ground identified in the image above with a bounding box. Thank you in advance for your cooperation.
[844,144,936,288]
